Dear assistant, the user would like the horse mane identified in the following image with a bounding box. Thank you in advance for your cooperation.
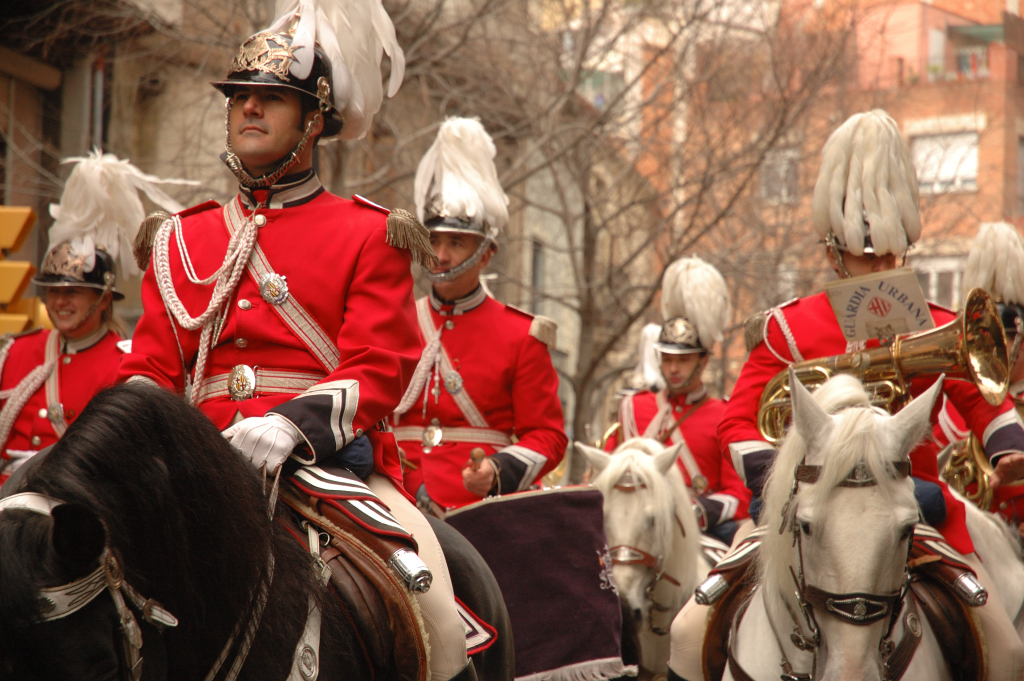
[757,375,916,626]
[595,438,685,561]
[4,383,330,679]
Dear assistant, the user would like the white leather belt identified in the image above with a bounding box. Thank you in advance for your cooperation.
[193,367,326,404]
[392,426,512,448]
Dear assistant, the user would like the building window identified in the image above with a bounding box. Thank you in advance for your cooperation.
[955,45,989,80]
[531,239,545,314]
[1018,137,1024,215]
[911,132,978,194]
[760,148,800,204]
[912,256,965,310]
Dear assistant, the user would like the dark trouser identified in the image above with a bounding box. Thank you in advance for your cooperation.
[707,519,739,546]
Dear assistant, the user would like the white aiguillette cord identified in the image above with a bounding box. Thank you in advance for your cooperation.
[153,203,261,403]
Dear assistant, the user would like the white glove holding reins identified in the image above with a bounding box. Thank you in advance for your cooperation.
[222,414,302,475]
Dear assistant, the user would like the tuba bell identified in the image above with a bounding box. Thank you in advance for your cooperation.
[757,288,1009,443]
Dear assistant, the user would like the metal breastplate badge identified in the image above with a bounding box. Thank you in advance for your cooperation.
[229,365,256,401]
[259,273,290,305]
[443,370,463,395]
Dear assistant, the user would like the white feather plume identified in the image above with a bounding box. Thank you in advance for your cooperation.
[413,117,509,234]
[629,323,666,391]
[271,0,405,140]
[812,109,920,256]
[963,222,1024,305]
[47,149,197,278]
[659,256,731,350]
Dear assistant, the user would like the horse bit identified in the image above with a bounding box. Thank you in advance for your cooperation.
[737,459,923,681]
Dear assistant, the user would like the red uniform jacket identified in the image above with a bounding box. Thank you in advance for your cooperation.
[721,291,1024,555]
[395,288,567,509]
[1,328,123,483]
[606,388,750,528]
[934,393,1024,525]
[118,176,420,487]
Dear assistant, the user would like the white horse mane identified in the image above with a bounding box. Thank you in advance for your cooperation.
[593,438,684,563]
[757,375,917,625]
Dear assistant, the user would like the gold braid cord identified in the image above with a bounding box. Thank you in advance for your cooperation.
[386,209,439,268]
[134,211,171,272]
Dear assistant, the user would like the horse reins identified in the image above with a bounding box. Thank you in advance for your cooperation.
[728,458,922,681]
[0,493,179,681]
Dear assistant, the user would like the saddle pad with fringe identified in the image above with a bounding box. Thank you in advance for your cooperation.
[279,485,429,681]
[446,487,636,681]
[289,463,416,547]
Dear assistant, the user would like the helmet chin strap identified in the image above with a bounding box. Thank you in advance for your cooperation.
[222,98,322,190]
[421,230,496,283]
[825,233,853,279]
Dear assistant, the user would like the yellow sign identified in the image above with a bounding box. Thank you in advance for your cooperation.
[0,206,47,333]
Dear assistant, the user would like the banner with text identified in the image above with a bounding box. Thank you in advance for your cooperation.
[825,267,934,343]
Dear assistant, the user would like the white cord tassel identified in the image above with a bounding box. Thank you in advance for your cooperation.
[152,213,260,402]
[394,330,442,416]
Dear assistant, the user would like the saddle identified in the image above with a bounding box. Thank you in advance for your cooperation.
[278,482,430,681]
[701,531,986,681]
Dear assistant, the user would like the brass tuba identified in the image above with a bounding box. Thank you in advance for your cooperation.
[757,288,1009,444]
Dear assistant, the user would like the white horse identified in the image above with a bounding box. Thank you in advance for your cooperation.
[576,438,710,674]
[731,373,956,681]
[728,373,1024,681]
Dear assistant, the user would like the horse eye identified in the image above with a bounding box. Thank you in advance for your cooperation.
[800,521,811,536]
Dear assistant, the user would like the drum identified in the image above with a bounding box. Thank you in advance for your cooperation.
[445,486,634,681]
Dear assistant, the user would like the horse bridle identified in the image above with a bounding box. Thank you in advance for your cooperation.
[748,458,922,681]
[608,471,686,635]
[0,493,179,681]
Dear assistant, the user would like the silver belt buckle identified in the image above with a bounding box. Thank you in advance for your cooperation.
[228,365,256,401]
[422,418,443,453]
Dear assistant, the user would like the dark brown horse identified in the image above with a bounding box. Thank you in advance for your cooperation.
[0,383,511,681]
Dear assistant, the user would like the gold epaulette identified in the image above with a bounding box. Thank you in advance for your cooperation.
[386,208,438,268]
[529,315,558,349]
[743,311,769,353]
[134,211,171,272]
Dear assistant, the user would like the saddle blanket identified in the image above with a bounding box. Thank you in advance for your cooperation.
[289,463,415,545]
[446,487,637,681]
[456,597,497,655]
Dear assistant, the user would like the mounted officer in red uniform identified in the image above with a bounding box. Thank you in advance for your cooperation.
[667,110,1024,681]
[118,3,475,678]
[392,117,567,513]
[606,256,749,544]
[935,221,1024,528]
[0,151,189,484]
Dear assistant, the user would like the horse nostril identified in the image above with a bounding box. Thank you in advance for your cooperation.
[632,608,642,622]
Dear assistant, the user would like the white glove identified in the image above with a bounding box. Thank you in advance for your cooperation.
[222,414,302,474]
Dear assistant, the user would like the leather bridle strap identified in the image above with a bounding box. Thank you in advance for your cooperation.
[802,584,901,625]
[883,596,923,681]
[609,545,660,571]
[796,461,912,486]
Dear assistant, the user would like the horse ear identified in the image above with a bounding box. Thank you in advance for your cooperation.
[654,443,682,475]
[575,442,611,475]
[789,367,833,452]
[51,503,107,577]
[889,375,944,459]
